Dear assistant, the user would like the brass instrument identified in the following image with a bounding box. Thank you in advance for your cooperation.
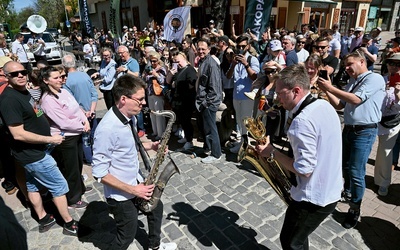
[238,104,293,205]
[26,15,47,54]
[137,109,180,213]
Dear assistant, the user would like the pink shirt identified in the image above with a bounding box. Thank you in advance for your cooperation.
[41,88,87,136]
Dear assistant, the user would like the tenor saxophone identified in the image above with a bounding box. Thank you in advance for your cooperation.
[238,104,293,205]
[137,109,180,213]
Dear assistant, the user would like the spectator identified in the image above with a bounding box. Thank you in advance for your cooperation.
[195,38,223,163]
[314,37,339,79]
[341,28,355,58]
[356,34,378,71]
[295,35,309,63]
[321,29,341,58]
[281,35,298,66]
[318,50,385,229]
[83,38,98,68]
[0,61,78,236]
[350,27,364,52]
[39,66,90,209]
[11,33,32,72]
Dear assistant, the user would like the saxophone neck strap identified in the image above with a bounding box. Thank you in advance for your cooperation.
[287,94,317,127]
[112,106,152,171]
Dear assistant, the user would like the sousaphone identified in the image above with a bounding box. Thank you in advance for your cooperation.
[27,15,47,53]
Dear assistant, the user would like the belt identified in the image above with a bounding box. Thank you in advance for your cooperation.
[344,123,377,130]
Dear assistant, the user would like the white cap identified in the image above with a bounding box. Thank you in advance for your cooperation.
[355,27,364,32]
[270,40,283,51]
[123,25,128,30]
[209,20,214,24]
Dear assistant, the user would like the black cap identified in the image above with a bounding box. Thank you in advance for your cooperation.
[218,35,229,44]
[362,34,372,41]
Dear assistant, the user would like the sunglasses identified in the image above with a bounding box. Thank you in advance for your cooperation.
[7,69,28,78]
[388,62,400,67]
[236,45,247,49]
[297,41,306,44]
[314,45,327,50]
[60,73,68,79]
[150,60,158,63]
[265,69,277,74]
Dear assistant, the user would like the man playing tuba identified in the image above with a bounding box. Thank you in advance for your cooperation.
[255,64,343,249]
[27,32,46,63]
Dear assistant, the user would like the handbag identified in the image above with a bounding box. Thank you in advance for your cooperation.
[152,79,163,96]
[380,113,400,128]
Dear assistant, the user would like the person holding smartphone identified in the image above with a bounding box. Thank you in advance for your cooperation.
[314,37,338,80]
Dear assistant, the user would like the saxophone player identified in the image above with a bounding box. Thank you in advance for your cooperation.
[255,64,343,249]
[92,74,177,250]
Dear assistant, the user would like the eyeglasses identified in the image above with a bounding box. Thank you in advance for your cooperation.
[314,45,327,50]
[7,69,28,78]
[236,45,247,49]
[118,51,128,55]
[297,41,306,44]
[388,62,400,67]
[125,95,145,105]
[275,88,293,97]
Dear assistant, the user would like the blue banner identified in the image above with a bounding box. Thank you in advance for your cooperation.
[79,0,93,38]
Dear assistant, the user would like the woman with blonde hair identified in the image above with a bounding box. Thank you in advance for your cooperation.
[304,54,327,100]
[143,51,167,140]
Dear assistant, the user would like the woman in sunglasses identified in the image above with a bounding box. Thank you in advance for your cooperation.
[39,66,91,209]
[142,51,167,141]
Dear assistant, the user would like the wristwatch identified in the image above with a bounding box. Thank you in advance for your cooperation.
[245,64,250,69]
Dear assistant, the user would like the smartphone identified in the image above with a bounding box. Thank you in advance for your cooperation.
[172,63,178,70]
[319,70,328,80]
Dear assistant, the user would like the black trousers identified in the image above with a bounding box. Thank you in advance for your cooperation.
[107,198,163,250]
[100,89,115,110]
[176,102,195,142]
[201,108,222,158]
[52,135,85,205]
[280,200,337,250]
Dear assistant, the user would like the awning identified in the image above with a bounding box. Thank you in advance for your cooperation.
[290,0,338,4]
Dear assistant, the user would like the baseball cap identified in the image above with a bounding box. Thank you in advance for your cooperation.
[218,35,229,44]
[0,56,11,68]
[362,34,372,41]
[209,20,214,24]
[270,40,283,51]
[123,25,128,30]
[355,27,364,32]
[377,27,382,31]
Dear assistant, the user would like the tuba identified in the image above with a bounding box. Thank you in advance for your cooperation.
[238,104,293,205]
[27,15,47,53]
[136,109,180,213]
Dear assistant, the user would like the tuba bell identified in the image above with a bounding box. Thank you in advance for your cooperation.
[26,15,47,53]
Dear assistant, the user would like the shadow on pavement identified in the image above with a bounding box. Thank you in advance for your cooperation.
[78,201,117,250]
[332,210,400,250]
[167,202,270,249]
[365,175,400,206]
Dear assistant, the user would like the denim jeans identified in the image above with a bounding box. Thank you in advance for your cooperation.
[280,201,337,250]
[201,108,222,158]
[107,198,163,250]
[136,111,145,131]
[24,154,69,197]
[82,117,98,164]
[342,126,377,207]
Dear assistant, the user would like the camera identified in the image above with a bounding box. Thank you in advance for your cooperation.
[235,49,245,55]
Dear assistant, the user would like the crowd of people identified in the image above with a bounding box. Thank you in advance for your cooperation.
[0,19,399,250]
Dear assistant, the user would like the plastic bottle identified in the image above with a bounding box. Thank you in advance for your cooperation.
[44,132,64,154]
[82,132,91,147]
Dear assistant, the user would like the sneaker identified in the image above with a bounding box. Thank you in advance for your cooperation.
[177,138,187,144]
[1,181,17,195]
[63,220,78,236]
[39,214,56,233]
[149,242,177,250]
[340,191,351,202]
[138,130,145,138]
[244,91,256,100]
[342,208,360,229]
[183,142,194,150]
[84,186,93,193]
[230,142,242,153]
[378,186,388,196]
[68,200,88,209]
[201,155,221,164]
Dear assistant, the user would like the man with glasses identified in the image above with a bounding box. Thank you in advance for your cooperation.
[255,64,342,250]
[195,38,223,164]
[92,74,177,250]
[281,35,298,66]
[116,45,139,77]
[314,37,338,79]
[0,61,79,236]
[295,35,309,63]
[321,29,341,59]
[350,27,364,52]
[318,50,385,229]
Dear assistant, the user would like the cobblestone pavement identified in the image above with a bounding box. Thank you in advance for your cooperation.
[1,32,400,250]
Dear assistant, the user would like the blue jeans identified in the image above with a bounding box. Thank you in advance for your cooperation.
[136,111,145,131]
[82,117,98,164]
[201,108,222,158]
[24,154,69,197]
[342,126,377,208]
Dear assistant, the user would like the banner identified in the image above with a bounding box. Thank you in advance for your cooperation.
[163,6,191,43]
[244,0,273,40]
[79,0,93,38]
[109,0,121,39]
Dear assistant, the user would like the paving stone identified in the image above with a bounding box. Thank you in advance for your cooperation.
[225,200,245,214]
[207,176,224,187]
[200,193,216,203]
[183,178,197,188]
[191,213,215,233]
[222,225,247,245]
[206,228,232,249]
[163,223,184,240]
[204,184,219,194]
[241,210,264,227]
[332,236,359,250]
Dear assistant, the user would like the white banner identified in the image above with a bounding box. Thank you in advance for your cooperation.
[163,6,191,43]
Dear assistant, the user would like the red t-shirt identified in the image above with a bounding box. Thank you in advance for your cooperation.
[388,73,400,87]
